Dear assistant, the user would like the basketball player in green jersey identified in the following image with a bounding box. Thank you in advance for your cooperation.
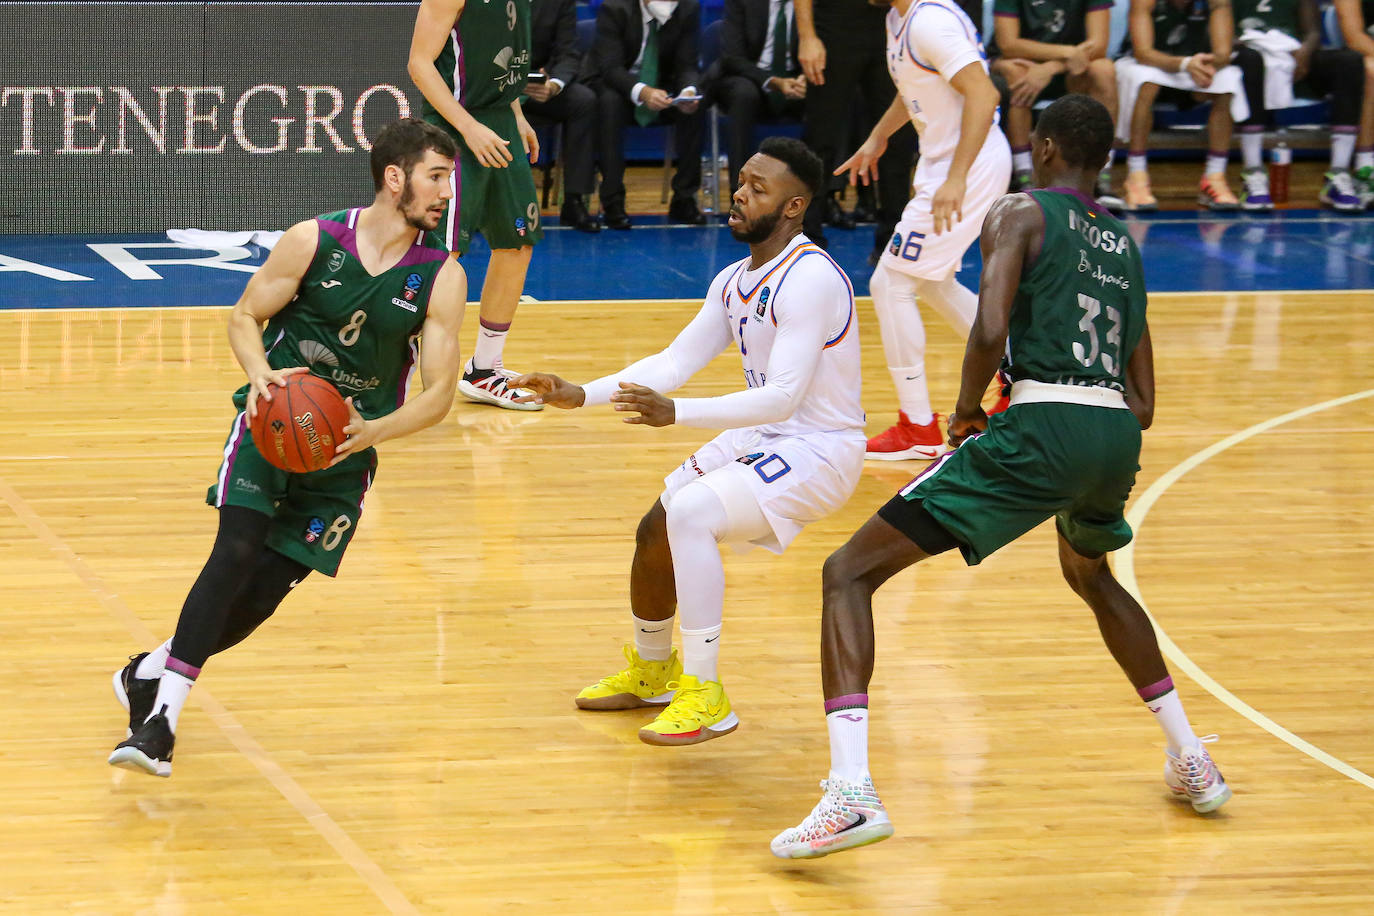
[410,0,546,410]
[108,120,468,778]
[772,96,1231,859]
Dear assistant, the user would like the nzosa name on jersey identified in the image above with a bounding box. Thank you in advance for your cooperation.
[1,84,411,156]
[1067,208,1131,255]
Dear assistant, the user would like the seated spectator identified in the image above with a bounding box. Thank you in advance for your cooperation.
[581,0,709,228]
[1116,0,1247,210]
[991,0,1122,206]
[1333,0,1374,205]
[703,0,806,194]
[524,0,601,232]
[1232,0,1371,209]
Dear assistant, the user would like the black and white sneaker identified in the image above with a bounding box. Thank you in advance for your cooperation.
[112,653,159,738]
[457,360,544,411]
[109,711,175,778]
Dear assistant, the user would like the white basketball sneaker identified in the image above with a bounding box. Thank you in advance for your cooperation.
[1164,735,1232,813]
[770,776,894,859]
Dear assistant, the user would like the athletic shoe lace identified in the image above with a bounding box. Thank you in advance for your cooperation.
[1242,169,1269,198]
[595,644,651,691]
[1173,734,1221,793]
[1327,171,1358,198]
[658,679,712,725]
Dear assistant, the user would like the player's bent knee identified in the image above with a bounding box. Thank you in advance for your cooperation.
[636,500,669,551]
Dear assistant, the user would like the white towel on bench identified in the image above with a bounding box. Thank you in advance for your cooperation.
[1114,56,1250,143]
[1237,28,1302,112]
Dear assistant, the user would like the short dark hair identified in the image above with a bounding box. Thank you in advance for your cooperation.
[757,136,823,200]
[370,118,457,191]
[1034,94,1115,171]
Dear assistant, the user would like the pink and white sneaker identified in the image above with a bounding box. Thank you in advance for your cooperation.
[1165,735,1232,813]
[770,776,894,859]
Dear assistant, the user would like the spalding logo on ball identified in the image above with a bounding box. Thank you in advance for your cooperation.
[250,375,351,474]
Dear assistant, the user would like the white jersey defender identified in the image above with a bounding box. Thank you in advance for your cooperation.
[584,233,865,552]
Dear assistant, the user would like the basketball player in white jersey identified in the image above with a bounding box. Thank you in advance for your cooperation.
[847,0,1013,460]
[511,137,865,746]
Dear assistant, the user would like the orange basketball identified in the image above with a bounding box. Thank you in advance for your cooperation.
[249,374,350,474]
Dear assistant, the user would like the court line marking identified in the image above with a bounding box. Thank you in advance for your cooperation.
[2,289,1372,315]
[0,475,419,915]
[1116,388,1374,791]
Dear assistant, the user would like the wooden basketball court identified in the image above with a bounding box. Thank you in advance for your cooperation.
[1,289,1371,912]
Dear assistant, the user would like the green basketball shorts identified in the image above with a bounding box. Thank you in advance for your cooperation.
[885,398,1142,565]
[205,411,377,577]
[430,107,542,255]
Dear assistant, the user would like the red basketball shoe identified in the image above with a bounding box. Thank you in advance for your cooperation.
[864,412,945,460]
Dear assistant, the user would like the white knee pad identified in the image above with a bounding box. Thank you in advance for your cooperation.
[667,469,771,548]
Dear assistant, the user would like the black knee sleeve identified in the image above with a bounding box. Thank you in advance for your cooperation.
[214,549,312,655]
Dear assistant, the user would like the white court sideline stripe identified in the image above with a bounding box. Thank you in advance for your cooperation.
[1116,388,1374,791]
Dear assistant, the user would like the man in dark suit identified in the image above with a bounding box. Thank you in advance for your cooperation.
[581,0,708,228]
[704,0,807,194]
[523,0,601,232]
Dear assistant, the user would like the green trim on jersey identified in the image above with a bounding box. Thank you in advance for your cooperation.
[1002,189,1148,392]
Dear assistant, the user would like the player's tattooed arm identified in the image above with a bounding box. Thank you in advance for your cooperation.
[228,219,317,418]
[949,193,1043,446]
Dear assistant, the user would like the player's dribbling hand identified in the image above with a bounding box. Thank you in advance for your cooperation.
[611,382,674,426]
[245,365,309,420]
[462,121,514,168]
[947,406,988,448]
[510,372,586,408]
[329,397,376,467]
[835,137,887,186]
[931,176,965,235]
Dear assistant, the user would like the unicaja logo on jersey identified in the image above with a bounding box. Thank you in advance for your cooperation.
[299,340,341,368]
[327,250,345,272]
[492,47,531,90]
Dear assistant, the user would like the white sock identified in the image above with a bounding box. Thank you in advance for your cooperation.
[681,624,721,682]
[1240,131,1264,169]
[633,613,673,661]
[1356,149,1374,171]
[1139,677,1197,756]
[889,366,933,425]
[825,700,870,783]
[1331,131,1356,171]
[1012,149,1031,174]
[471,320,510,370]
[1205,153,1228,176]
[135,638,173,680]
[151,670,196,732]
[1127,154,1147,174]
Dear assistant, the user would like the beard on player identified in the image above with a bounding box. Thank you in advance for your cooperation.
[398,176,447,231]
[728,199,787,244]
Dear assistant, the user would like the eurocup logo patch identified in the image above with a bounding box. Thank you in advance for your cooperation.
[735,452,765,465]
[304,517,326,544]
[328,250,345,272]
[889,233,901,256]
[403,272,423,301]
[515,216,527,236]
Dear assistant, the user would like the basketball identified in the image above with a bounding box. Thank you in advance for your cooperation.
[249,374,351,474]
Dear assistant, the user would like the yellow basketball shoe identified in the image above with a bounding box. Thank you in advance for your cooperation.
[575,645,682,710]
[638,674,740,746]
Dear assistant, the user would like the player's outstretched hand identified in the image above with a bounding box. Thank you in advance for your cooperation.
[245,365,309,420]
[611,382,675,426]
[947,406,987,449]
[835,137,887,186]
[510,372,586,408]
[329,397,376,467]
